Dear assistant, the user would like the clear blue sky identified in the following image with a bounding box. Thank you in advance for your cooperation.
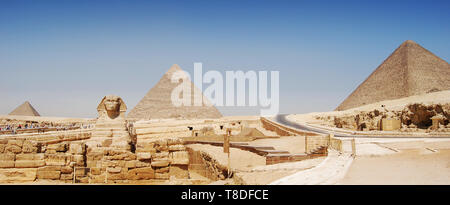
[1,0,449,118]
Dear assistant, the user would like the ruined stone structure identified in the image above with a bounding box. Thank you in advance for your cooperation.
[128,64,222,120]
[336,40,450,111]
[324,103,450,132]
[0,96,195,184]
[8,101,40,116]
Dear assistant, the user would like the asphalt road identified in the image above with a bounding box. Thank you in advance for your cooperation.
[272,114,450,138]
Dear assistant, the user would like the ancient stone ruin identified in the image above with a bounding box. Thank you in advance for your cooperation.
[0,95,193,184]
[324,103,450,132]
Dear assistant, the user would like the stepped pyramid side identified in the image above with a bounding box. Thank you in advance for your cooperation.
[336,40,450,111]
[8,101,41,116]
[128,64,222,120]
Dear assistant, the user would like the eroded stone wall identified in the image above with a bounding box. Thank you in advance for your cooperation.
[323,103,450,132]
[0,132,192,184]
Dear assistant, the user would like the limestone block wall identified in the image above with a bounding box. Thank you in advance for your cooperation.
[186,147,229,180]
[305,135,329,154]
[0,133,91,183]
[0,130,193,184]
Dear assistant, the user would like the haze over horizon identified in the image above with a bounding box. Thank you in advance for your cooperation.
[1,0,449,118]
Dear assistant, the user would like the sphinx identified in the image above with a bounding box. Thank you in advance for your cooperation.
[89,95,132,151]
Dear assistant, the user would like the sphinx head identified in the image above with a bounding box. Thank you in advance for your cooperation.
[97,95,127,120]
[104,95,120,112]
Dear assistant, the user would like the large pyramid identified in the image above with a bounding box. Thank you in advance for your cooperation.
[336,40,450,111]
[128,64,222,120]
[8,101,41,116]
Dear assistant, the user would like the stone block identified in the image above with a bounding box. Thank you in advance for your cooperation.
[107,167,121,173]
[135,147,156,154]
[22,141,37,153]
[90,167,102,175]
[16,153,44,161]
[69,143,85,154]
[47,143,68,152]
[15,160,45,168]
[0,161,15,168]
[381,118,401,131]
[107,173,125,180]
[86,160,100,168]
[60,174,73,180]
[70,155,85,166]
[45,153,67,166]
[7,140,23,148]
[155,167,169,173]
[170,151,189,165]
[155,173,169,180]
[136,160,151,168]
[153,152,169,159]
[137,152,151,160]
[101,160,118,167]
[37,170,61,179]
[38,166,61,172]
[90,174,106,183]
[4,145,22,154]
[76,176,89,183]
[151,160,170,168]
[86,151,103,161]
[125,160,137,168]
[61,166,73,174]
[45,149,57,154]
[168,144,186,151]
[0,168,37,182]
[169,165,189,179]
[167,138,183,146]
[0,153,15,161]
[127,167,154,180]
[0,144,5,153]
[75,168,88,177]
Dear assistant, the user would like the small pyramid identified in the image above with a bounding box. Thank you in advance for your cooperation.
[8,101,41,116]
[128,64,222,120]
[336,40,450,111]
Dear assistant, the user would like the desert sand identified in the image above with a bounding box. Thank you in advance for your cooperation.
[339,149,450,185]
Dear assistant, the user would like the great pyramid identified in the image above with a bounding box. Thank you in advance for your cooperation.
[336,40,450,111]
[8,101,41,116]
[128,64,222,120]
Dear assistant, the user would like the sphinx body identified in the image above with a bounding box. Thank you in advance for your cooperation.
[89,95,132,151]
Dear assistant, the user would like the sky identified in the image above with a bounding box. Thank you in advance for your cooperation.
[0,0,449,118]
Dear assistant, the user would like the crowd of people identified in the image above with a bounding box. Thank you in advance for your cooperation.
[0,122,94,134]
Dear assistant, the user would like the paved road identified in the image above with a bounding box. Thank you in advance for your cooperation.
[272,114,450,138]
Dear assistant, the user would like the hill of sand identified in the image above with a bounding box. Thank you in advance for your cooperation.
[336,40,450,111]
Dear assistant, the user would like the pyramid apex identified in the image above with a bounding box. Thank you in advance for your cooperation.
[169,64,181,70]
[402,40,418,46]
